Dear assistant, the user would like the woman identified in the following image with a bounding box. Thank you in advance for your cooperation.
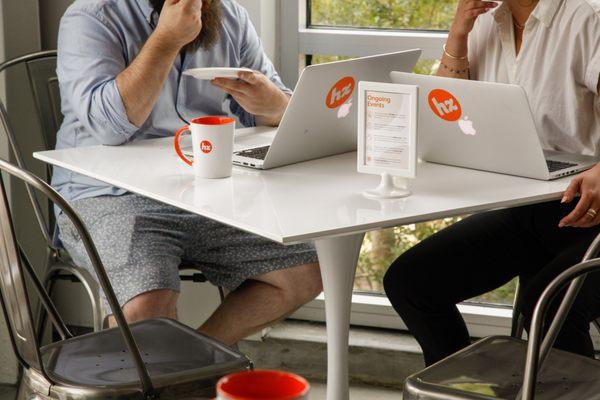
[384,0,600,367]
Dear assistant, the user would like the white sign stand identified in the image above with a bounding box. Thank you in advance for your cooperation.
[364,173,411,199]
[357,82,418,200]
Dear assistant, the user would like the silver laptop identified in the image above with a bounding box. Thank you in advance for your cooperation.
[391,71,597,181]
[232,50,421,169]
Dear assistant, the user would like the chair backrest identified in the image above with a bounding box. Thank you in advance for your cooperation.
[0,51,61,250]
[22,53,63,152]
[0,163,44,372]
[0,158,156,397]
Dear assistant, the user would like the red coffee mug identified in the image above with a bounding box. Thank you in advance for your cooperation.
[217,370,310,400]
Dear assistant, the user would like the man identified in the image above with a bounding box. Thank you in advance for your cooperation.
[53,0,322,345]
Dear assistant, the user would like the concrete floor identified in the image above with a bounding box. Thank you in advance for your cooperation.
[310,381,402,400]
[0,383,401,399]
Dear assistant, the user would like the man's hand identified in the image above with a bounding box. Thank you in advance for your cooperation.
[559,163,600,228]
[154,0,203,50]
[211,71,290,127]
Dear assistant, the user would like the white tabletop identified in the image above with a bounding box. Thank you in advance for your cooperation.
[34,131,570,245]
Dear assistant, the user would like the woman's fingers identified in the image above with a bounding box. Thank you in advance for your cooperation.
[578,200,600,228]
[562,176,583,204]
[560,194,593,227]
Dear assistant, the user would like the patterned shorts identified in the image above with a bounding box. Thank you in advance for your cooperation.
[57,193,319,311]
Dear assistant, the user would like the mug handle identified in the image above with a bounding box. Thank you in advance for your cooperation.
[174,125,193,166]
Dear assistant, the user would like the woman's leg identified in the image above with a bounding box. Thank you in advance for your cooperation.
[515,200,600,357]
[384,206,550,366]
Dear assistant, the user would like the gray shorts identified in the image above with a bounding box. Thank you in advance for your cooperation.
[57,194,318,310]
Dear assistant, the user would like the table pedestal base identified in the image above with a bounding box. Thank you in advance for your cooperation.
[314,233,365,400]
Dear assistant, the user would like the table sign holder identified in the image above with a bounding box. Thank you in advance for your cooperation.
[357,81,418,199]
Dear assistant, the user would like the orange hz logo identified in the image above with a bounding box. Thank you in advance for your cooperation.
[428,89,462,122]
[200,140,213,154]
[326,77,356,109]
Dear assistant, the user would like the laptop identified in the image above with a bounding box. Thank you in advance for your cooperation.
[232,49,422,169]
[391,71,597,181]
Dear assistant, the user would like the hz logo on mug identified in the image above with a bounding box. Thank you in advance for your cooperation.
[428,89,462,122]
[200,140,213,154]
[326,76,355,110]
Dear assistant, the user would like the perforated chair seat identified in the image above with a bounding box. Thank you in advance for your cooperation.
[404,336,600,400]
[41,318,250,391]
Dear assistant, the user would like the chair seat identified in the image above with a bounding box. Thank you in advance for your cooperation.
[41,318,250,389]
[404,336,600,400]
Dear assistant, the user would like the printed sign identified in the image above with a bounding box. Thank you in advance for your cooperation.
[364,91,412,170]
[358,82,417,178]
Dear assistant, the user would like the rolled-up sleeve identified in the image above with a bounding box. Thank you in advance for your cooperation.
[229,5,292,127]
[584,17,600,94]
[57,9,139,145]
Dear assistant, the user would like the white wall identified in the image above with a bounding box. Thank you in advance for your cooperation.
[0,0,41,385]
[237,0,278,65]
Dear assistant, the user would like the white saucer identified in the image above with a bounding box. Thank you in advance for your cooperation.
[183,67,253,80]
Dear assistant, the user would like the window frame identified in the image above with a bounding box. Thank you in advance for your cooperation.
[279,0,448,86]
[279,0,517,338]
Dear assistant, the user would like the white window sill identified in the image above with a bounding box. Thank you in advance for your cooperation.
[292,293,514,338]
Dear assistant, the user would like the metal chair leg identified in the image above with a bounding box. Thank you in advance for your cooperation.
[511,278,525,339]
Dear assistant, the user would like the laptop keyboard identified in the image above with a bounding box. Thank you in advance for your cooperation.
[546,159,578,173]
[235,146,270,160]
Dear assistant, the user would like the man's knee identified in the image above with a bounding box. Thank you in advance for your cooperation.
[120,289,179,323]
[264,263,323,307]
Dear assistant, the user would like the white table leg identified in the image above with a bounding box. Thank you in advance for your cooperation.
[314,233,365,400]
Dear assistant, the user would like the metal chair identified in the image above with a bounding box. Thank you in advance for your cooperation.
[404,235,600,400]
[0,158,251,400]
[0,51,223,335]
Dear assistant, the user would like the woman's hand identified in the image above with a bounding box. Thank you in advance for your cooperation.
[450,0,498,39]
[559,163,600,228]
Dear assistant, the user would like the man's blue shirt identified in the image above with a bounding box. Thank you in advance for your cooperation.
[52,0,290,203]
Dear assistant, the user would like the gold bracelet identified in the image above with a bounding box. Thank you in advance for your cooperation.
[443,43,468,61]
[440,62,470,75]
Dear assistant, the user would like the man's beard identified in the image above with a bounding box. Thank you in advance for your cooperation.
[149,0,222,51]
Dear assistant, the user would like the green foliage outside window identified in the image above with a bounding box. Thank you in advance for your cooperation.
[309,0,516,306]
[310,0,458,31]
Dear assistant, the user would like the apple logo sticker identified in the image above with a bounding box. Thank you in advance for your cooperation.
[337,99,353,119]
[458,116,477,136]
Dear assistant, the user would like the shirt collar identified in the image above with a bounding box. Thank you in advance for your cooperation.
[492,0,563,28]
[135,0,155,25]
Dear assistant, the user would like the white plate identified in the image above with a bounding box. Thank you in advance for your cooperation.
[183,67,253,80]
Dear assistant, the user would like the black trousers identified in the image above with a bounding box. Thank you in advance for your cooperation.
[383,200,600,366]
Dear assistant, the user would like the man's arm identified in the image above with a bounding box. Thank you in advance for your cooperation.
[57,0,202,145]
[117,0,203,127]
[211,4,291,127]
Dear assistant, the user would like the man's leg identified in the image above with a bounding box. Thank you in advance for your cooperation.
[58,194,186,327]
[184,217,321,346]
[383,206,551,366]
[198,263,322,345]
[107,289,179,328]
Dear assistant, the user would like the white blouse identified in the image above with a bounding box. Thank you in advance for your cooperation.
[468,0,600,156]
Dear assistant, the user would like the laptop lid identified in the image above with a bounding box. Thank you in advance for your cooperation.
[391,72,550,180]
[262,49,422,169]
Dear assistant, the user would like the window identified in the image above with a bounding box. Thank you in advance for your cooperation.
[282,0,516,333]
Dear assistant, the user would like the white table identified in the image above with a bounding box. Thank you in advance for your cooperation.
[35,131,570,400]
